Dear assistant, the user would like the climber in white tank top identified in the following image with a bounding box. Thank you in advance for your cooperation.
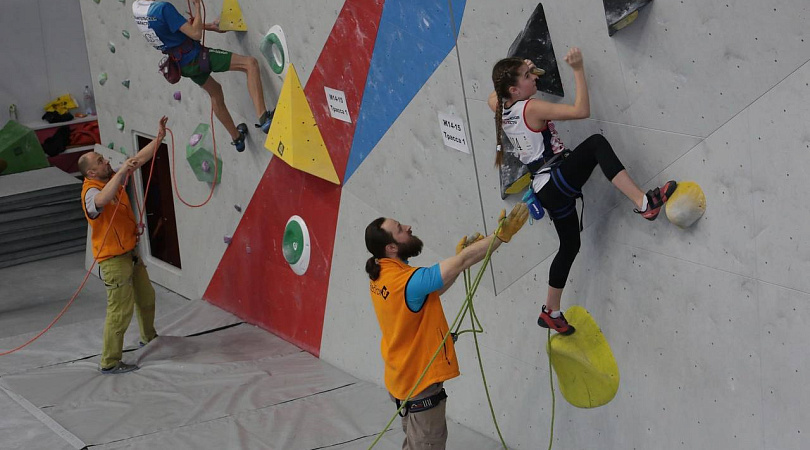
[488,48,678,336]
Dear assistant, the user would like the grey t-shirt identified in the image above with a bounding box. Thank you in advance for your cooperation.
[84,188,102,219]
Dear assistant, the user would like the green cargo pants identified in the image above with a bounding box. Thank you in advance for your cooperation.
[98,249,157,369]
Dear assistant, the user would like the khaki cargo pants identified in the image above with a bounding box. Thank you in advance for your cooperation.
[398,384,448,449]
[98,250,156,369]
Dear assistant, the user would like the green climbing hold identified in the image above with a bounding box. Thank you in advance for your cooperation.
[107,142,115,149]
[122,30,130,39]
[119,147,127,155]
[122,79,130,88]
[116,116,125,131]
[108,42,116,53]
[98,72,108,86]
[283,220,304,264]
[185,123,222,183]
[282,216,311,275]
[93,0,100,4]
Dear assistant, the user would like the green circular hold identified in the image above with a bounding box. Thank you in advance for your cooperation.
[282,215,310,275]
[282,220,304,264]
[264,33,284,74]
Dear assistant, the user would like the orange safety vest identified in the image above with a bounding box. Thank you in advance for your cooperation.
[370,258,460,400]
[81,177,138,261]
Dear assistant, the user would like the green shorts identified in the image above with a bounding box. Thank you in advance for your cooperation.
[181,48,233,86]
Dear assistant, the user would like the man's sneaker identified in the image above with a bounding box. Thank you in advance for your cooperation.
[256,109,274,134]
[537,305,575,335]
[99,362,139,375]
[635,180,678,221]
[231,123,248,152]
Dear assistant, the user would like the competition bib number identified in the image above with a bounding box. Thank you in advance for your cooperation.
[505,131,534,161]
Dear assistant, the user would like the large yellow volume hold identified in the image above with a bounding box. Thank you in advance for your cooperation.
[263,64,340,185]
[665,181,706,228]
[547,306,619,408]
[219,0,247,31]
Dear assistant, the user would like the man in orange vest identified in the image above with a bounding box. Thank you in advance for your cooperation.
[365,203,529,448]
[77,116,167,374]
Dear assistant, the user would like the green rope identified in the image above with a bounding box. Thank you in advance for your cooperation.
[368,223,507,449]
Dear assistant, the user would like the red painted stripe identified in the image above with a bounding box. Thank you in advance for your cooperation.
[203,0,385,356]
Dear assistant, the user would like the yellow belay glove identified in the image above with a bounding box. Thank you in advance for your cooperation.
[455,232,483,254]
[495,203,529,243]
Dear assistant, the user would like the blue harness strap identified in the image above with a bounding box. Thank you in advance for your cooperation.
[548,168,584,231]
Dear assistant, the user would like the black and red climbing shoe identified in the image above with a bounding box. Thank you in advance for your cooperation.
[537,305,575,335]
[635,180,678,221]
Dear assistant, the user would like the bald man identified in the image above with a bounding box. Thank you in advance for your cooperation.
[78,116,167,374]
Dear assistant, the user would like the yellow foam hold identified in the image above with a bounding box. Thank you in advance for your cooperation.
[665,181,706,228]
[547,306,619,408]
[504,172,531,195]
[264,65,340,185]
[219,0,247,31]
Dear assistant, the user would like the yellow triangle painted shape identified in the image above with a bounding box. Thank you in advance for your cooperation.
[264,65,340,185]
[219,0,247,31]
[547,305,619,408]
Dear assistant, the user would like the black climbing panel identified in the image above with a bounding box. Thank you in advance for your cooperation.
[603,0,652,36]
[507,3,564,98]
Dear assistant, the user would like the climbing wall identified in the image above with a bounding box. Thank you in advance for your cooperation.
[79,0,810,448]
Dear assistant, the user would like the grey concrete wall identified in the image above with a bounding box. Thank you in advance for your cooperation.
[321,1,810,449]
[79,0,810,448]
[1,0,93,125]
[78,0,341,299]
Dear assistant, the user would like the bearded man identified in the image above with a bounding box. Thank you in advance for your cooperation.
[364,204,528,449]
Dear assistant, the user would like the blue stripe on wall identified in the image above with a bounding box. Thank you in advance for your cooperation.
[344,0,466,181]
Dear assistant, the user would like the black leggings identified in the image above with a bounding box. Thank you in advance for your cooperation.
[535,134,625,289]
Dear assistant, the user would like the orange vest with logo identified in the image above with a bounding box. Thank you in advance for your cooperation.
[81,178,138,261]
[370,258,460,400]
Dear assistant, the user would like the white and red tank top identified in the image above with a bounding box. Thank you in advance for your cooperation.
[501,99,566,167]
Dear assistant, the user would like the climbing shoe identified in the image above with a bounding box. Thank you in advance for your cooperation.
[100,362,139,375]
[256,109,275,134]
[538,305,575,335]
[635,180,678,221]
[231,123,248,152]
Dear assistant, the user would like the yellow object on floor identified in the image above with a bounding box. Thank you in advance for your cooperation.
[547,305,619,408]
[264,64,340,185]
[219,0,247,31]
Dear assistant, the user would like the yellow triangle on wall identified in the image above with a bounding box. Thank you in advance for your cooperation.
[219,0,247,31]
[264,64,340,185]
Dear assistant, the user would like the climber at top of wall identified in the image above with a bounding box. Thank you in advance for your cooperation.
[488,47,678,336]
[132,0,275,152]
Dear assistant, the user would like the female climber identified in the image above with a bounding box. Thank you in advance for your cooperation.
[488,47,676,335]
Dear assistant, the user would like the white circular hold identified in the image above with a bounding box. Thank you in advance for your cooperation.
[261,25,289,78]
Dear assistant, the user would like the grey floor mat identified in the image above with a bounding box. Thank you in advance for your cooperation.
[0,255,502,449]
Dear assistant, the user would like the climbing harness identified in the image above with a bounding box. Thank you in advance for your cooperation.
[523,150,585,231]
[395,388,448,417]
